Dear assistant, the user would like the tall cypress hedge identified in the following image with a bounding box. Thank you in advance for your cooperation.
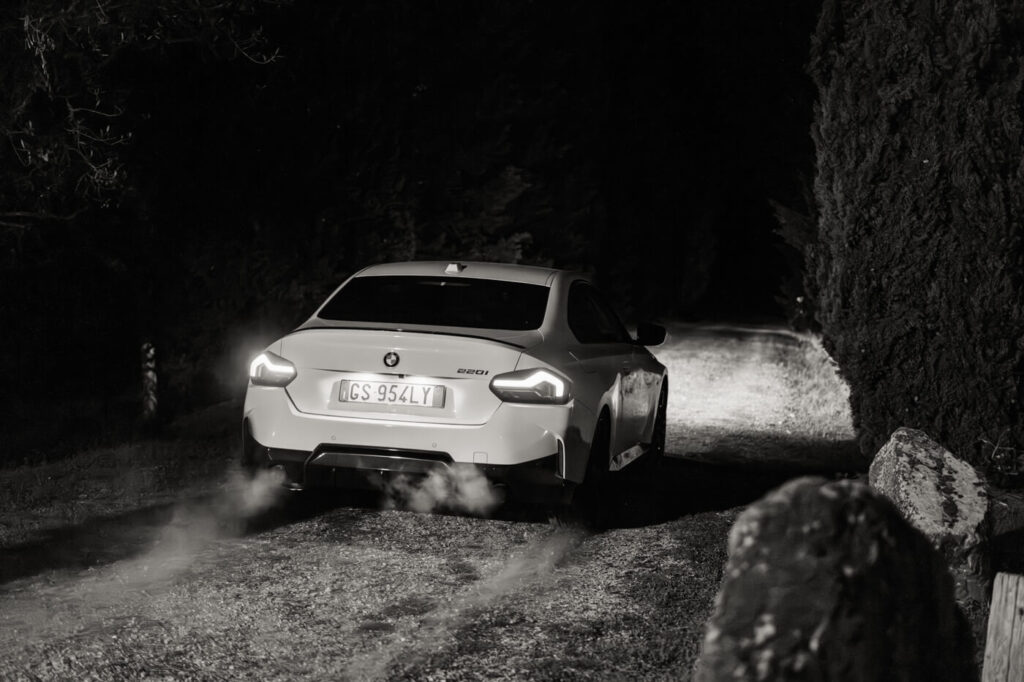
[808,0,1024,465]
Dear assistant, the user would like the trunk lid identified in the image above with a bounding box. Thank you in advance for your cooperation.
[279,328,525,424]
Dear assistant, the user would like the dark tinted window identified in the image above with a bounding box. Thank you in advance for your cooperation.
[567,281,631,344]
[318,276,549,330]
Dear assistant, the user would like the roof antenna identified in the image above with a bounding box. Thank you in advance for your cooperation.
[445,262,467,274]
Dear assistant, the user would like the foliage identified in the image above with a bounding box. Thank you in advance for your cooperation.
[770,176,820,332]
[0,0,289,435]
[981,432,1024,489]
[0,0,285,232]
[808,0,1024,464]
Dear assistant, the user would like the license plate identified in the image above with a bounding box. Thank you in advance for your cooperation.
[340,380,445,408]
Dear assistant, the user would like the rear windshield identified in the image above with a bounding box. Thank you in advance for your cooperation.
[317,276,550,331]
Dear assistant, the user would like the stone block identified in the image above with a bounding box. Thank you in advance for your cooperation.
[694,477,975,681]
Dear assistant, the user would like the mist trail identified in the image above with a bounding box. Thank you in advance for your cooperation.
[115,465,286,586]
[343,527,586,681]
[0,466,287,652]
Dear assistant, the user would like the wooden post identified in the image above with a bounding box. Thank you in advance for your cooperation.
[982,572,1024,682]
[140,339,158,424]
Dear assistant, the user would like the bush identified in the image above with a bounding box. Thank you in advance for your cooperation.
[771,176,820,332]
[808,0,1024,464]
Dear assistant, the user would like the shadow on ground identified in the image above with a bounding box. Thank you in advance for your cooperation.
[0,440,861,586]
[0,490,355,587]
[0,503,181,586]
[674,433,865,475]
[605,442,863,529]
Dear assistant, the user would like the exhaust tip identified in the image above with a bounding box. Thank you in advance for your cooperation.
[271,464,305,492]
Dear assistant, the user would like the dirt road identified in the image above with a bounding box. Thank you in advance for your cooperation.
[0,325,857,681]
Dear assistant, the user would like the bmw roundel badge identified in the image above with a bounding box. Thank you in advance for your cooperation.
[383,351,400,368]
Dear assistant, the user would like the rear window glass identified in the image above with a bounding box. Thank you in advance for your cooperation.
[317,276,549,331]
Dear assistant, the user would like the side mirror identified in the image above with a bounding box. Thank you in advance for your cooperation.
[636,322,666,346]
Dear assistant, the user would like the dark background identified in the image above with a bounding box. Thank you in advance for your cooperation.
[1,0,821,458]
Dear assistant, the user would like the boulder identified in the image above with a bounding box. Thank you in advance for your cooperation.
[694,477,976,682]
[868,427,990,607]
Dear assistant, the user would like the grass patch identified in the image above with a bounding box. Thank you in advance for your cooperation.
[655,324,858,469]
[0,401,239,548]
[779,332,854,440]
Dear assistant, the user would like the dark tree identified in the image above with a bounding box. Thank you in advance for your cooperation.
[0,0,284,431]
[809,0,1024,464]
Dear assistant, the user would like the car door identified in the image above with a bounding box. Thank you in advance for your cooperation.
[565,281,642,468]
[583,287,658,457]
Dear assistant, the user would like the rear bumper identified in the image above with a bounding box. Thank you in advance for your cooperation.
[244,383,577,469]
[243,426,573,505]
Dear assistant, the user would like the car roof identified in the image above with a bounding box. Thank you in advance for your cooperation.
[352,261,570,286]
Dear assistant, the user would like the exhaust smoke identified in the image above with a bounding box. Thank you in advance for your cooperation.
[384,464,503,516]
[224,465,288,519]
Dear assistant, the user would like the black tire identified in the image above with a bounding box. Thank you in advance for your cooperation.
[650,378,668,460]
[561,415,613,531]
[241,421,260,477]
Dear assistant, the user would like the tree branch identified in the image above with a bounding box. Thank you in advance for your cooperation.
[67,103,125,118]
[0,209,86,222]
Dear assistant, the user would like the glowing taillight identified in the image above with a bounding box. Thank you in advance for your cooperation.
[249,351,297,387]
[489,368,571,405]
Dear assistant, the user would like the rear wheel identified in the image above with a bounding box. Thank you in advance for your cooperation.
[650,378,668,459]
[558,415,612,530]
[241,421,260,477]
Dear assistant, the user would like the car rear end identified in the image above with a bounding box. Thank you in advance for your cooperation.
[242,262,574,505]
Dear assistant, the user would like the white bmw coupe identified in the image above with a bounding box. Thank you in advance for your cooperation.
[243,261,667,511]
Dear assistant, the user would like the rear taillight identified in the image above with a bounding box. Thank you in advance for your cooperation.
[249,351,297,387]
[489,368,571,405]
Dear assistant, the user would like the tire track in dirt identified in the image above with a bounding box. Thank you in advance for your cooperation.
[342,527,587,680]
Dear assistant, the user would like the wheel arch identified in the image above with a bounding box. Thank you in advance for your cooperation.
[641,374,669,444]
[562,401,611,484]
[585,406,612,474]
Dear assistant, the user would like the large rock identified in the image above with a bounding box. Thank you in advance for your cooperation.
[868,427,990,606]
[694,477,976,682]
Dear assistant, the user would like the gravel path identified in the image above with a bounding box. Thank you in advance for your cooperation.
[0,503,737,681]
[661,324,857,471]
[0,325,857,681]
